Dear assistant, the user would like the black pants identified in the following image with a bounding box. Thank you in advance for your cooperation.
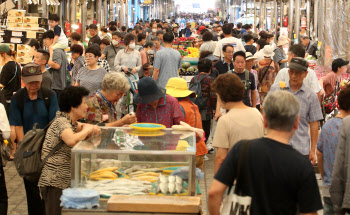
[0,158,7,215]
[53,89,62,100]
[23,178,45,215]
[40,186,63,215]
[202,120,211,143]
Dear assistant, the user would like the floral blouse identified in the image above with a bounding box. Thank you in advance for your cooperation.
[85,92,117,124]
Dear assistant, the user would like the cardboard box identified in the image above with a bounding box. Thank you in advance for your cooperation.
[22,24,39,28]
[7,17,23,23]
[8,10,25,17]
[17,57,32,64]
[17,50,31,58]
[17,44,31,51]
[23,17,39,24]
[8,23,23,28]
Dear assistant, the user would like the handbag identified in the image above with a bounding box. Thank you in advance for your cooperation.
[0,131,14,167]
[221,140,252,215]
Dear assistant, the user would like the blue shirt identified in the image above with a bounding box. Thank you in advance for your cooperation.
[269,82,323,155]
[317,117,343,186]
[9,88,59,134]
[185,28,191,38]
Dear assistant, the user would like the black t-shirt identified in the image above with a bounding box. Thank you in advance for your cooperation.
[244,45,257,55]
[0,61,21,100]
[88,34,101,47]
[214,60,234,75]
[215,138,323,215]
[233,70,255,107]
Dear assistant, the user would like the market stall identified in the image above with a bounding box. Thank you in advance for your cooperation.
[62,126,201,214]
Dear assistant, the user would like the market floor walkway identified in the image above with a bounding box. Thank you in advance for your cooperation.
[4,152,324,215]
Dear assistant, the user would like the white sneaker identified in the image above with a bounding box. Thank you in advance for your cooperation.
[204,155,209,161]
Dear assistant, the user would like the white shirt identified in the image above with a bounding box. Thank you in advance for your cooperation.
[213,37,245,60]
[0,104,10,139]
[273,67,322,93]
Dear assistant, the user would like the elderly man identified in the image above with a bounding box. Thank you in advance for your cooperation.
[146,23,158,42]
[9,63,59,215]
[269,57,323,164]
[300,35,318,58]
[208,90,323,215]
[273,44,322,96]
[134,77,184,128]
[180,22,192,38]
[85,72,136,126]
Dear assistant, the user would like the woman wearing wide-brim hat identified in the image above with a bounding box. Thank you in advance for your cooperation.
[134,77,184,128]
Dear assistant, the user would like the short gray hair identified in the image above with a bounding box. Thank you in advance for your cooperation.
[102,72,130,92]
[263,91,300,132]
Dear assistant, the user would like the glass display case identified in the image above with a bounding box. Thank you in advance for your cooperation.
[71,127,197,196]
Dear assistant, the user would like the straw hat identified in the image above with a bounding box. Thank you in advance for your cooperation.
[165,78,196,98]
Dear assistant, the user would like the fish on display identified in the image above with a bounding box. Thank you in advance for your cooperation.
[175,176,182,184]
[168,176,175,183]
[168,182,176,194]
[159,182,168,194]
[176,183,183,194]
[159,174,168,183]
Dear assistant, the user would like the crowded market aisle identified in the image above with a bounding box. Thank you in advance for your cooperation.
[4,153,324,215]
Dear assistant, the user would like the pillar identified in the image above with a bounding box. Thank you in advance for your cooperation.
[71,0,76,25]
[103,0,108,25]
[254,0,256,31]
[97,0,102,24]
[81,0,87,45]
[273,0,277,42]
[259,0,262,30]
[110,0,114,24]
[66,0,70,23]
[306,0,310,37]
[121,0,125,27]
[314,0,318,39]
[125,0,128,27]
[280,0,283,27]
[288,0,294,40]
[294,0,300,43]
[42,0,48,19]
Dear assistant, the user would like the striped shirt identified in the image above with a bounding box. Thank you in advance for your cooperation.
[82,58,110,73]
[38,111,77,189]
[76,66,108,96]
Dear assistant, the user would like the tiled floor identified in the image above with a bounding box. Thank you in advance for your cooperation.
[3,152,323,215]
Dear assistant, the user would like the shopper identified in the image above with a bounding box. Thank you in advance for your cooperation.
[180,22,192,38]
[100,26,112,42]
[85,73,136,126]
[88,24,101,47]
[70,32,85,55]
[189,59,217,142]
[82,44,110,73]
[172,24,179,38]
[10,63,59,215]
[99,38,110,53]
[70,44,85,85]
[146,23,158,42]
[300,35,318,58]
[319,58,349,97]
[153,37,164,53]
[199,31,216,53]
[211,73,263,174]
[43,30,69,97]
[245,52,260,110]
[317,85,350,215]
[0,103,10,215]
[33,49,53,89]
[213,44,234,75]
[213,23,245,60]
[75,46,108,96]
[165,77,208,170]
[331,107,350,214]
[48,14,69,50]
[114,33,141,75]
[101,31,125,72]
[273,34,289,69]
[256,45,280,103]
[25,38,40,58]
[153,32,181,88]
[253,39,269,62]
[136,33,146,51]
[273,44,322,95]
[208,90,323,215]
[269,57,323,164]
[134,77,184,128]
[0,44,21,115]
[38,86,100,215]
[244,33,257,55]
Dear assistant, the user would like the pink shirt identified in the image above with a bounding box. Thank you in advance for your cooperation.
[321,72,341,96]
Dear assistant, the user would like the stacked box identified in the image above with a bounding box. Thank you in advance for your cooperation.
[7,10,26,17]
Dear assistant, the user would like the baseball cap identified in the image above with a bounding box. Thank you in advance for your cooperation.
[22,63,42,83]
[288,57,309,72]
[332,58,349,72]
[0,44,11,53]
[186,22,191,26]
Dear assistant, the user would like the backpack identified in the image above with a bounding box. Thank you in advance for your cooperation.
[14,122,64,183]
[189,75,210,110]
[16,87,52,115]
[228,69,251,90]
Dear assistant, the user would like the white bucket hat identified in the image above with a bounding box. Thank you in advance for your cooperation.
[277,35,289,46]
[245,52,257,61]
[261,45,275,58]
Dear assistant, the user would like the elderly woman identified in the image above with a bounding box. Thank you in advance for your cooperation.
[85,72,137,126]
[199,31,216,53]
[134,77,184,128]
[114,33,142,75]
[211,73,264,174]
[70,44,85,85]
[38,86,100,215]
[75,46,108,96]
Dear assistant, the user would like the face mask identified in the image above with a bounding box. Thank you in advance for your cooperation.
[152,29,157,33]
[112,40,119,46]
[147,50,154,55]
[129,43,136,49]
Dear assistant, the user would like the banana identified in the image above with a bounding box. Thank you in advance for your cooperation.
[91,167,120,174]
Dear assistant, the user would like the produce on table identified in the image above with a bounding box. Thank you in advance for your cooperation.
[186,47,199,58]
[179,65,198,76]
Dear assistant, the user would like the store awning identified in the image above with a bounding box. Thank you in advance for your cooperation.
[25,0,60,5]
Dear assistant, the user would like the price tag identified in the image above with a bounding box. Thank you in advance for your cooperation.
[10,37,22,43]
[12,31,23,37]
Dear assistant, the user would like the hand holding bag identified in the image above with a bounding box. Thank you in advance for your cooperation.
[221,140,252,215]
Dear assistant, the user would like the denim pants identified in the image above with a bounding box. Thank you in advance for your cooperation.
[0,158,8,215]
